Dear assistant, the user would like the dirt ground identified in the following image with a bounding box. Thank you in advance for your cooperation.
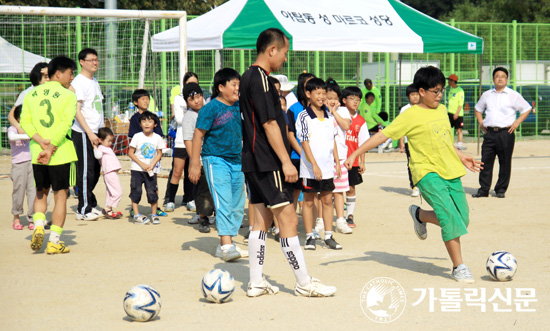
[1,139,549,330]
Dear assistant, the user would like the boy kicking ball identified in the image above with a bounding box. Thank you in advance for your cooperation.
[345,66,483,283]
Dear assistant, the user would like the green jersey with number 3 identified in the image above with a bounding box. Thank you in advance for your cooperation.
[20,81,78,165]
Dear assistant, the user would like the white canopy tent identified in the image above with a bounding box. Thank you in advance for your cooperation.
[0,36,50,74]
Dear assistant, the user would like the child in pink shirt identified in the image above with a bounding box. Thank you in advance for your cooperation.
[93,127,123,219]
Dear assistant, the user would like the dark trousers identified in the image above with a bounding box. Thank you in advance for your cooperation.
[479,129,515,194]
[73,130,101,214]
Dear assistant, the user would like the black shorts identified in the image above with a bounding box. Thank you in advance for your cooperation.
[291,158,303,190]
[129,170,159,204]
[348,166,364,187]
[301,178,335,193]
[245,170,293,209]
[448,113,464,130]
[33,163,72,191]
[196,167,214,216]
[173,147,188,159]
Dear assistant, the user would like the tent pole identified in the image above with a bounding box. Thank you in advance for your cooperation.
[477,53,483,155]
[398,53,402,110]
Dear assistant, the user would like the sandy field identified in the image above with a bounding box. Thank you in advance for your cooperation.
[0,139,549,330]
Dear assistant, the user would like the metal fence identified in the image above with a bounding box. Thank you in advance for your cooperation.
[1,14,550,153]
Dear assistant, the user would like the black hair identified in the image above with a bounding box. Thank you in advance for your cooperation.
[297,72,316,107]
[78,48,98,62]
[406,84,418,97]
[183,82,203,101]
[139,110,156,122]
[305,78,326,92]
[363,78,373,87]
[212,68,240,99]
[256,28,288,54]
[30,62,48,86]
[493,67,509,78]
[325,78,341,100]
[13,105,22,121]
[365,92,375,99]
[341,86,362,102]
[183,71,199,86]
[47,56,77,78]
[98,127,114,140]
[413,66,446,91]
[269,76,280,86]
[132,89,150,103]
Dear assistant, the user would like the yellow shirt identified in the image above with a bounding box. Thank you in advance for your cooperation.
[20,81,78,165]
[382,104,466,184]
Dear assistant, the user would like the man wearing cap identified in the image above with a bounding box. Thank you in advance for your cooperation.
[359,78,382,115]
[472,67,532,199]
[447,74,466,150]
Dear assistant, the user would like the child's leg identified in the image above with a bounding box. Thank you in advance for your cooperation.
[346,186,356,217]
[167,156,185,203]
[333,192,345,219]
[34,188,49,226]
[320,191,334,232]
[302,192,315,234]
[104,172,122,210]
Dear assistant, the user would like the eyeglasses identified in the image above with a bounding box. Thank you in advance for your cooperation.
[427,88,445,96]
[83,58,99,63]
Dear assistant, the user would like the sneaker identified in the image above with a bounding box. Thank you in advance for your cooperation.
[457,145,467,151]
[46,241,70,254]
[188,214,200,224]
[91,207,103,216]
[247,278,280,297]
[235,245,248,258]
[244,230,250,243]
[186,200,196,212]
[315,218,324,235]
[220,244,241,262]
[346,215,356,228]
[133,214,150,225]
[408,205,427,240]
[156,209,168,217]
[294,277,337,297]
[215,244,248,259]
[451,264,475,283]
[130,210,134,218]
[274,232,280,242]
[304,237,316,250]
[198,217,210,233]
[335,217,353,234]
[30,226,45,251]
[324,236,343,250]
[411,187,421,197]
[43,221,51,230]
[150,214,160,225]
[165,202,175,212]
[76,212,99,221]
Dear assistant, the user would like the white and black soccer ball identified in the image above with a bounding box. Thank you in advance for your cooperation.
[486,251,518,281]
[123,284,161,322]
[201,269,235,303]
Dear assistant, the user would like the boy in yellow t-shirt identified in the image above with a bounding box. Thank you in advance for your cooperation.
[345,66,483,283]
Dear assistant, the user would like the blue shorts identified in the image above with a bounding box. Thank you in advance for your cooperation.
[416,173,469,241]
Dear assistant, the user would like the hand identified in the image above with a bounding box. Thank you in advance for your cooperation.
[344,157,353,170]
[453,113,459,120]
[16,126,26,134]
[359,163,365,174]
[312,164,322,180]
[480,124,487,134]
[326,100,340,114]
[460,154,483,173]
[87,131,100,146]
[189,162,201,184]
[282,160,298,183]
[508,121,520,134]
[37,149,53,165]
[335,163,342,179]
[398,142,405,153]
[39,139,51,151]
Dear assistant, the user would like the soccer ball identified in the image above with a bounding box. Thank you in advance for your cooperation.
[123,284,161,322]
[486,251,518,281]
[201,269,235,303]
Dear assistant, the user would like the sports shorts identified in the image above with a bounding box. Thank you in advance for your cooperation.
[245,170,293,209]
[173,147,188,159]
[448,113,464,130]
[129,170,159,204]
[348,166,364,187]
[333,159,349,193]
[301,178,335,193]
[33,163,73,191]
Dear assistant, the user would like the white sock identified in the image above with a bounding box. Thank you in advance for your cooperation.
[306,232,313,239]
[325,231,333,240]
[248,225,253,231]
[49,231,60,245]
[248,230,266,284]
[346,195,356,217]
[274,228,280,235]
[280,236,310,287]
[458,142,463,148]
[34,219,45,228]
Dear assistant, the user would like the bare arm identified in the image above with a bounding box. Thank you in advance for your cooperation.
[329,105,350,131]
[474,110,486,134]
[189,128,206,184]
[345,131,389,169]
[333,141,341,179]
[128,147,147,171]
[509,109,532,134]
[455,147,483,173]
[75,101,99,146]
[263,119,297,183]
[288,131,301,155]
[8,105,25,134]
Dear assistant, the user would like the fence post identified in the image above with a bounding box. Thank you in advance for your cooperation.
[314,51,320,77]
[161,19,168,134]
[240,50,245,74]
[450,19,455,75]
[385,52,390,114]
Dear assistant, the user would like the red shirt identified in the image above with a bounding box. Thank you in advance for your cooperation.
[345,114,369,167]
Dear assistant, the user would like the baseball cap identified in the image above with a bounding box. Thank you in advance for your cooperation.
[448,74,459,81]
[272,74,295,91]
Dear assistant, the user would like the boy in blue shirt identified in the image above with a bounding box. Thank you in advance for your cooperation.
[189,68,245,262]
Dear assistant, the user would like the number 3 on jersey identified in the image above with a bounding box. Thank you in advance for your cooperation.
[39,99,54,128]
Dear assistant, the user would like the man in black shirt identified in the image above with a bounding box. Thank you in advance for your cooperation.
[240,28,336,298]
